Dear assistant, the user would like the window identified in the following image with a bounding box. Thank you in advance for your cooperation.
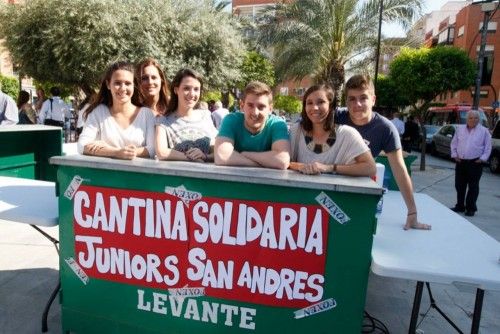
[479,21,497,33]
[279,87,288,96]
[457,26,464,37]
[481,51,494,85]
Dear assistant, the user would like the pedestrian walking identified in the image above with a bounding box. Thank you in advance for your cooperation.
[450,110,491,217]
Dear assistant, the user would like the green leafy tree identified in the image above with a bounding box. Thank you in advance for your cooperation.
[375,74,410,109]
[274,94,301,114]
[389,46,476,114]
[0,0,244,97]
[0,74,19,100]
[239,51,275,89]
[258,0,423,102]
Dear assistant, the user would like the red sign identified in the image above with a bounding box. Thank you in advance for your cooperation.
[73,185,329,308]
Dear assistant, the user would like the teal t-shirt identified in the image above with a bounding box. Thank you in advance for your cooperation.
[217,113,289,152]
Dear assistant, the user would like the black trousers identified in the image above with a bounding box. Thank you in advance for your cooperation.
[455,159,483,212]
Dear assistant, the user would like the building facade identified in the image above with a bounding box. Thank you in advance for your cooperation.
[432,2,499,115]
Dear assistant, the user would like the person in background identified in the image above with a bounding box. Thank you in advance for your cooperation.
[0,88,18,125]
[78,61,155,159]
[17,90,37,124]
[155,68,217,162]
[198,101,209,110]
[214,81,290,170]
[229,100,240,113]
[38,86,71,127]
[391,111,405,137]
[336,74,430,230]
[34,88,45,114]
[76,95,93,139]
[402,115,419,153]
[211,100,229,129]
[450,110,491,217]
[135,58,170,117]
[289,84,375,176]
[208,100,216,113]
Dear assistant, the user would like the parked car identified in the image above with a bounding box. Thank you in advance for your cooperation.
[430,124,459,158]
[417,124,440,151]
[489,120,500,173]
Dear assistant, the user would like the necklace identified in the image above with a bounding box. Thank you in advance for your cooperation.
[304,129,336,154]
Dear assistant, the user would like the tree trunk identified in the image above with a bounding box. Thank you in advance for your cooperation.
[324,60,345,108]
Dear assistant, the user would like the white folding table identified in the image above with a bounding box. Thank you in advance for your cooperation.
[372,191,500,334]
[0,176,59,332]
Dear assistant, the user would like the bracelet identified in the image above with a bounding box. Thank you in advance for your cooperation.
[332,164,337,174]
[407,212,417,216]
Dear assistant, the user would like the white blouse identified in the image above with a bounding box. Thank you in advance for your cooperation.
[290,123,370,165]
[77,104,156,157]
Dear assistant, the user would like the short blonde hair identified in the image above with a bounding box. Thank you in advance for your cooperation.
[242,81,273,103]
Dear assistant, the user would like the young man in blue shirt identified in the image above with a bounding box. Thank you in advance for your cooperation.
[337,75,431,230]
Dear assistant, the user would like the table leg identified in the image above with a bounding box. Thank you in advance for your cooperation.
[470,289,484,334]
[30,224,60,332]
[42,279,61,333]
[408,281,424,334]
[426,283,464,333]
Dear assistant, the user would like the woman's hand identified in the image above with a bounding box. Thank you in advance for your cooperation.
[298,162,331,175]
[115,145,138,160]
[185,147,207,162]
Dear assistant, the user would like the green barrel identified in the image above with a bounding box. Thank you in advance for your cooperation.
[52,155,382,334]
[376,154,417,191]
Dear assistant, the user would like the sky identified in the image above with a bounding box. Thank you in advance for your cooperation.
[383,0,462,37]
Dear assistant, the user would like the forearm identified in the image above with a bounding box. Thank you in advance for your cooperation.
[136,147,151,158]
[241,151,290,170]
[83,143,119,158]
[337,162,376,177]
[392,165,417,213]
[216,150,261,167]
[156,148,189,161]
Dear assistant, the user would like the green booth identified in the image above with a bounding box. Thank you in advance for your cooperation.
[0,125,62,181]
[51,155,382,334]
[376,154,417,191]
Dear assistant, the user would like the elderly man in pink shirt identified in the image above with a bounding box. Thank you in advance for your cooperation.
[450,110,491,216]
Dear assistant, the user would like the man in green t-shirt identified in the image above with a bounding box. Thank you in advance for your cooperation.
[215,81,290,169]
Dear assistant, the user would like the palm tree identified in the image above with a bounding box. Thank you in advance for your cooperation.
[208,0,231,12]
[258,0,423,101]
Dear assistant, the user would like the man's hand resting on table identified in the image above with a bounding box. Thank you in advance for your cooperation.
[404,213,432,230]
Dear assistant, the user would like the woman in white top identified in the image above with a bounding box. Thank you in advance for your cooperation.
[78,61,155,159]
[155,68,217,162]
[289,84,376,176]
[135,58,170,117]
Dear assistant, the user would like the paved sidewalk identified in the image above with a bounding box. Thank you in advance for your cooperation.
[0,154,498,333]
